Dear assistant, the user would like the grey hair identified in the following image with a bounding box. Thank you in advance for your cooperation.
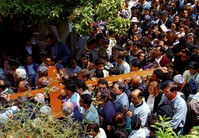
[34,93,45,104]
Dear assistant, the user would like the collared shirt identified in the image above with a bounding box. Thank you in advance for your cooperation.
[130,101,151,127]
[160,93,187,129]
[114,92,129,112]
[83,104,100,125]
[170,93,187,129]
[27,64,36,76]
[146,95,155,111]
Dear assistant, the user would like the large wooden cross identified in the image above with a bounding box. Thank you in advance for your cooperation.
[10,66,64,118]
[10,66,167,118]
[85,67,167,86]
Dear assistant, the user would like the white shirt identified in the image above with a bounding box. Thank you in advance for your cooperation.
[94,128,107,138]
[146,95,155,111]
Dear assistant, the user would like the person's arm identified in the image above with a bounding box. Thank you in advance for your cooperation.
[170,100,187,129]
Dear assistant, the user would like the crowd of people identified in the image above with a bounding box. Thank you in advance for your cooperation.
[0,0,199,137]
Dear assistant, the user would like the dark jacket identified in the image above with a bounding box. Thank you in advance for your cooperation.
[144,92,163,113]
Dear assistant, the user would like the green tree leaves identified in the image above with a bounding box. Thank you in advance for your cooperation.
[69,0,131,36]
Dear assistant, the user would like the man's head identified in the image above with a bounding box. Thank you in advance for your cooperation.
[163,82,180,100]
[79,94,93,109]
[131,59,142,71]
[114,51,125,63]
[8,59,20,71]
[95,58,105,71]
[25,55,33,65]
[112,82,125,95]
[130,76,142,88]
[181,49,191,62]
[46,33,56,46]
[63,78,76,96]
[97,79,108,90]
[62,101,74,117]
[45,56,57,66]
[0,80,7,93]
[86,123,100,137]
[150,69,164,81]
[154,46,164,58]
[37,76,50,88]
[109,67,120,76]
[14,68,27,83]
[188,61,199,75]
[76,78,87,94]
[34,93,45,105]
[18,80,30,92]
[131,89,143,106]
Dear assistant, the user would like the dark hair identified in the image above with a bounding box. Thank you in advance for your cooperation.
[76,78,87,91]
[109,67,120,75]
[87,37,97,46]
[115,51,125,59]
[98,89,110,101]
[0,80,7,90]
[112,112,126,126]
[158,32,165,40]
[81,54,90,60]
[181,49,191,57]
[94,69,104,78]
[131,114,141,130]
[115,82,125,91]
[80,69,90,80]
[157,46,165,54]
[98,79,108,86]
[96,33,104,41]
[81,94,93,106]
[165,82,181,92]
[87,123,99,133]
[99,52,109,61]
[8,59,20,67]
[153,69,164,80]
[131,58,142,69]
[47,55,58,62]
[95,58,104,66]
[147,115,158,133]
[69,59,77,68]
[189,61,199,69]
[64,78,76,93]
[114,129,128,138]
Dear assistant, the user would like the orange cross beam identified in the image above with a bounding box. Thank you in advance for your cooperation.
[10,66,64,118]
[85,67,167,86]
[11,66,167,118]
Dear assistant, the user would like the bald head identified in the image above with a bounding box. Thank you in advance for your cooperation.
[62,102,74,117]
[131,76,142,87]
[131,89,143,106]
[18,80,30,92]
[38,76,50,88]
[34,93,45,104]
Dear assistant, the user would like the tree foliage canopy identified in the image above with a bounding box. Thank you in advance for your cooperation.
[0,0,131,36]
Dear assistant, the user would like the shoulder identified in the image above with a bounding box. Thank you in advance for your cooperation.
[174,94,187,107]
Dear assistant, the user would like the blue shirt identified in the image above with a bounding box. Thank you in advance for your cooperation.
[83,104,100,125]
